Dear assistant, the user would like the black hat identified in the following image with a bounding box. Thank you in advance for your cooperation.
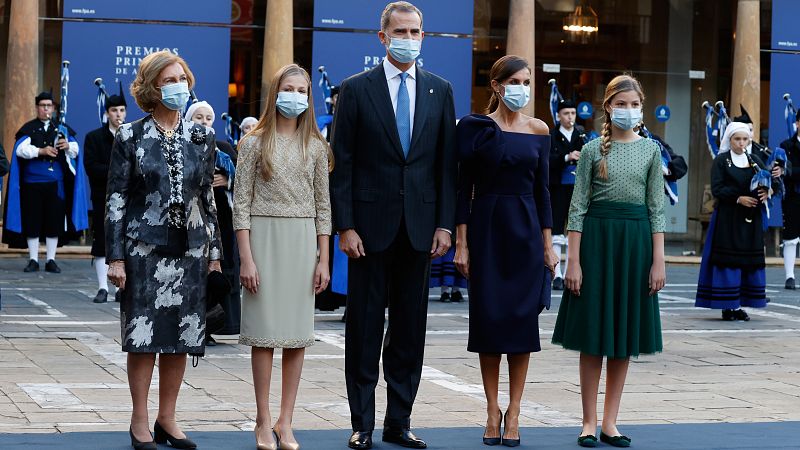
[105,81,127,110]
[35,90,54,104]
[557,99,576,112]
[733,104,753,124]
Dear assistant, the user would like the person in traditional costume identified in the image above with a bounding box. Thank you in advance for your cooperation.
[240,116,258,137]
[314,85,348,314]
[548,99,584,291]
[733,106,792,289]
[430,246,467,302]
[552,75,666,448]
[0,144,6,309]
[186,100,241,344]
[83,83,127,303]
[2,91,87,273]
[695,122,776,321]
[778,110,800,290]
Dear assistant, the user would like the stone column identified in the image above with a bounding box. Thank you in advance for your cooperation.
[4,0,39,171]
[731,0,760,137]
[260,0,293,111]
[506,0,535,115]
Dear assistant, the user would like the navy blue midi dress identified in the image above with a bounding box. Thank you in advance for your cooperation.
[456,114,553,354]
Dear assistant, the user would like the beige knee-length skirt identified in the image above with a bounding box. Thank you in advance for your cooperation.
[239,216,316,348]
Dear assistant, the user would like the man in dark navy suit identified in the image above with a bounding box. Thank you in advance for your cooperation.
[330,2,457,448]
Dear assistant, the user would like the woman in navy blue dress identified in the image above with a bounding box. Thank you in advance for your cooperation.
[454,55,559,447]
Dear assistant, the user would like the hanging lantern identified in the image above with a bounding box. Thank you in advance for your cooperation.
[562,4,599,44]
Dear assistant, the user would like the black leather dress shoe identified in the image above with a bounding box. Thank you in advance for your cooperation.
[552,277,564,290]
[451,290,464,302]
[786,277,796,290]
[45,259,61,273]
[93,289,108,303]
[382,428,427,449]
[348,430,373,449]
[23,260,39,272]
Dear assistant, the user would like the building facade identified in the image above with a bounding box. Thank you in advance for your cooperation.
[0,0,778,249]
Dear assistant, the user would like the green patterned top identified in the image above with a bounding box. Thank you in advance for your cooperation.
[567,137,666,233]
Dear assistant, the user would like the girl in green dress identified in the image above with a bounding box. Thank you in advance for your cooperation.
[551,75,666,448]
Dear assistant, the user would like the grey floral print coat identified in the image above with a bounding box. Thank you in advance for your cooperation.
[105,116,221,354]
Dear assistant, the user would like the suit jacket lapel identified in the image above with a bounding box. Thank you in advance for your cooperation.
[409,66,428,156]
[365,64,404,158]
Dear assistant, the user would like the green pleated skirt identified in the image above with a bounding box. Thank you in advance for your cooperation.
[551,201,662,358]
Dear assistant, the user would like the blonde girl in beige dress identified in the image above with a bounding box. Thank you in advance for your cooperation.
[233,64,332,450]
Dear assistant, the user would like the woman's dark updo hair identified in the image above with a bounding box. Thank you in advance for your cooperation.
[486,55,530,114]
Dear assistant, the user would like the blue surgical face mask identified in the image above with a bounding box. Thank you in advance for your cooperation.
[160,82,190,111]
[276,91,309,119]
[611,107,643,130]
[386,37,422,64]
[501,84,531,112]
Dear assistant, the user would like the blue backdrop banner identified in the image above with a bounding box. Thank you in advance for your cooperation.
[64,0,230,23]
[772,0,800,51]
[766,52,800,227]
[311,31,472,119]
[313,0,473,34]
[62,21,231,147]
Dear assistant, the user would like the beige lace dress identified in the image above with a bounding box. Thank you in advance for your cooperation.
[233,133,331,348]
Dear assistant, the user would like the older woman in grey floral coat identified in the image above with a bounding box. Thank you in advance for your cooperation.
[106,50,221,450]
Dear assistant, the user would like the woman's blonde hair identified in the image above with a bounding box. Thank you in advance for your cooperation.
[598,74,645,180]
[248,64,333,181]
[130,50,195,112]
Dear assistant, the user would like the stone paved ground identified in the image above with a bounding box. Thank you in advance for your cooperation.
[1,256,799,444]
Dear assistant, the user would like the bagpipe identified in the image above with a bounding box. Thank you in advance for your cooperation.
[748,153,773,231]
[783,93,798,140]
[316,66,335,133]
[638,123,679,205]
[548,78,563,127]
[93,77,109,125]
[220,112,241,147]
[58,60,90,230]
[701,100,730,158]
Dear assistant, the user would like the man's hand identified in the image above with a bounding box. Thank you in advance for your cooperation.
[772,166,784,178]
[568,150,581,162]
[339,229,365,259]
[38,146,58,158]
[430,229,451,259]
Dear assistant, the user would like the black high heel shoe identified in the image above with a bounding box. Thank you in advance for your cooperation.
[482,409,502,445]
[129,426,156,450]
[501,412,520,447]
[154,420,197,449]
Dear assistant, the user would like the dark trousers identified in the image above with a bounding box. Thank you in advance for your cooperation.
[345,222,431,431]
[21,181,64,239]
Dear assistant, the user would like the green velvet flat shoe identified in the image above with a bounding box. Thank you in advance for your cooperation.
[600,431,631,447]
[577,434,598,447]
